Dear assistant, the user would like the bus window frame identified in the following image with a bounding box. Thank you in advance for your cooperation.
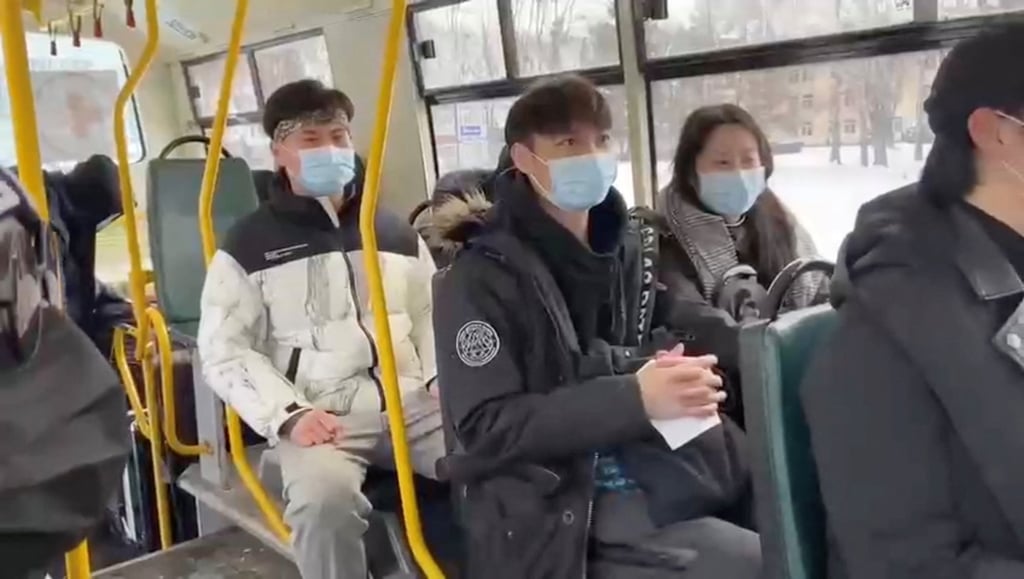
[406,0,1024,199]
[181,28,331,130]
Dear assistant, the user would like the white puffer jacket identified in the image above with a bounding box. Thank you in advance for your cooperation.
[198,188,436,442]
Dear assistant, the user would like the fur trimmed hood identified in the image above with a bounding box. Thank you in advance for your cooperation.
[416,189,493,260]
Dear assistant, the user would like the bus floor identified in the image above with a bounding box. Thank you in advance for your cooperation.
[92,527,300,578]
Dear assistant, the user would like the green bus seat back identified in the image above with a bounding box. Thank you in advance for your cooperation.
[147,158,258,339]
[739,305,837,579]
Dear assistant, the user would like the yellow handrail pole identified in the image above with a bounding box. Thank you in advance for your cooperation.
[197,0,245,260]
[106,0,174,551]
[195,0,289,541]
[2,0,46,220]
[147,307,211,456]
[113,0,159,356]
[113,327,153,440]
[3,3,91,575]
[359,1,444,577]
[141,352,174,549]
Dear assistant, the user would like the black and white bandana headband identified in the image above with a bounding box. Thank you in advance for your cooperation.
[272,108,349,142]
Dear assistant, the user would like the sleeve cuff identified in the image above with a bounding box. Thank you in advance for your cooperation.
[270,403,312,441]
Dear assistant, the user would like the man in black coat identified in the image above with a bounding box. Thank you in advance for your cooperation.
[802,23,1024,579]
[432,75,761,579]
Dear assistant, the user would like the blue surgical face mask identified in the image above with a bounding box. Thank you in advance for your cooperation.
[528,151,618,212]
[697,167,766,218]
[294,146,356,197]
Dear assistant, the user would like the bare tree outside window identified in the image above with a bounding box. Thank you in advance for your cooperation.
[511,0,619,76]
[254,36,334,97]
[414,0,506,90]
[186,55,259,118]
[414,0,1024,254]
[644,0,911,59]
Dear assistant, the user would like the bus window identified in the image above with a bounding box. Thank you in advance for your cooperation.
[651,49,942,260]
[0,33,145,172]
[0,33,146,288]
[185,32,335,172]
[253,33,333,98]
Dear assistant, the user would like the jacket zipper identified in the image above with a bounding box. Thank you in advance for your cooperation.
[339,246,386,412]
[581,453,597,579]
[529,277,598,578]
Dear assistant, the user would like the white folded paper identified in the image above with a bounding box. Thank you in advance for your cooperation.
[650,414,721,450]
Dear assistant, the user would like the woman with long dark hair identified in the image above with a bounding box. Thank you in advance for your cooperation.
[658,104,823,309]
[645,104,826,419]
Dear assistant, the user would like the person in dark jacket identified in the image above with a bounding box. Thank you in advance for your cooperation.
[11,155,131,353]
[0,167,130,578]
[43,155,132,353]
[643,104,827,423]
[433,75,760,579]
[802,23,1024,579]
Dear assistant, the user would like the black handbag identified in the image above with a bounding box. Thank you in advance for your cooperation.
[0,310,130,578]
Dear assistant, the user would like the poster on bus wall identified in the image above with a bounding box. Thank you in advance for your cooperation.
[31,69,119,165]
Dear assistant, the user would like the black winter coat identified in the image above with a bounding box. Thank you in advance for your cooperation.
[433,173,751,578]
[803,185,1024,579]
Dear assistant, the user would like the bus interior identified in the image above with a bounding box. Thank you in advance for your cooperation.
[5,0,1024,577]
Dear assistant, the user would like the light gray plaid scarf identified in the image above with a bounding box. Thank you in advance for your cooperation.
[659,187,824,312]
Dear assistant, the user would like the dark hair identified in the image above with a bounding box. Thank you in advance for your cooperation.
[504,75,612,146]
[921,23,1024,205]
[669,103,796,282]
[262,79,355,138]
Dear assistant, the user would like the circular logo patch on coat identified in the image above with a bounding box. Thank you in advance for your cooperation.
[456,321,500,367]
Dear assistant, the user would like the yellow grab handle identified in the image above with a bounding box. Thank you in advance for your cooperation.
[194,0,290,542]
[147,307,211,457]
[359,1,444,577]
[113,0,159,356]
[1,0,47,219]
[113,326,152,440]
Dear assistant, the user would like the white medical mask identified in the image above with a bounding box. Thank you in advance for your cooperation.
[697,167,766,218]
[526,151,618,212]
[293,146,356,197]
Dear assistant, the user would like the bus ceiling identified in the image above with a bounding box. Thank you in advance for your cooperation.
[29,0,386,60]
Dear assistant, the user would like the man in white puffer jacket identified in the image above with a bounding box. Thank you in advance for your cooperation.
[197,79,443,579]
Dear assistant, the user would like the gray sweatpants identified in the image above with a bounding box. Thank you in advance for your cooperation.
[273,388,444,579]
[590,492,762,579]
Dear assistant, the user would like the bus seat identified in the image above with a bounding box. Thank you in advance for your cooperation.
[146,158,259,339]
[252,169,275,204]
[739,305,836,579]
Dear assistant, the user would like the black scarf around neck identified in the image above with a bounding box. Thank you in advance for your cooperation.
[496,172,628,346]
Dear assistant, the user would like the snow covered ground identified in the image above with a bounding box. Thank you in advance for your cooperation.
[617,142,930,260]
